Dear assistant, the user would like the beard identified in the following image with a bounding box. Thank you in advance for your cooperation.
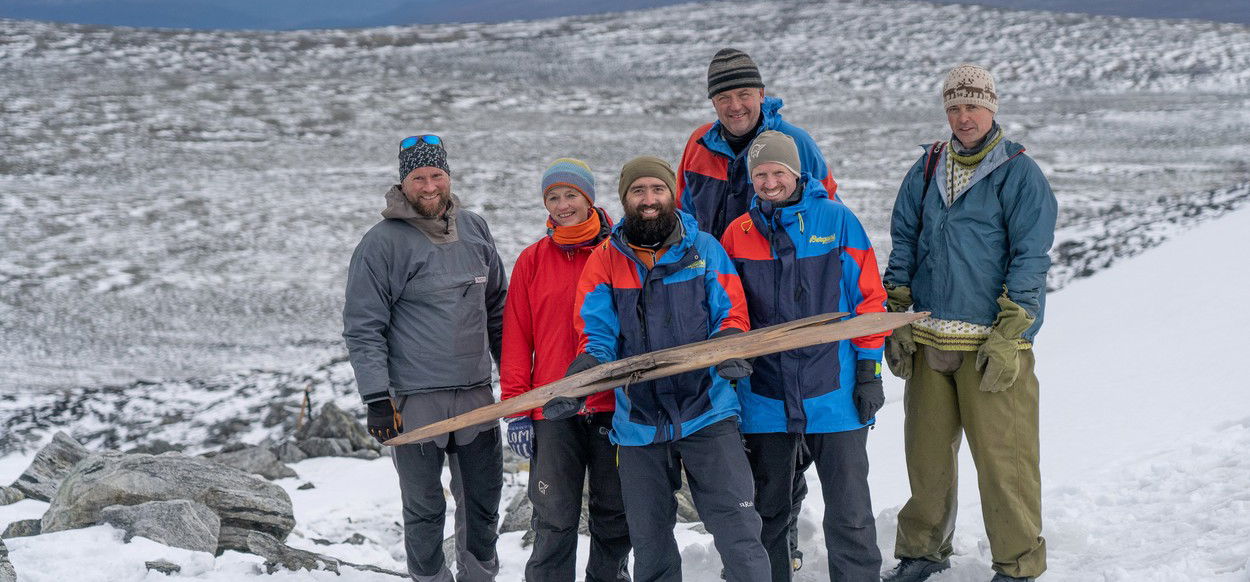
[412,188,452,218]
[623,203,679,247]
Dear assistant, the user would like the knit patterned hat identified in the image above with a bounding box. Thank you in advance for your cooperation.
[542,158,596,203]
[942,64,998,113]
[748,130,801,178]
[707,48,765,99]
[399,139,450,181]
[618,156,677,203]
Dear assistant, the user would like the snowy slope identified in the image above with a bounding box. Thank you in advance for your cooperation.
[3,200,1249,582]
[2,0,1249,391]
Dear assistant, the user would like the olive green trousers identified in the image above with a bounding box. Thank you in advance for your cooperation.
[894,347,1046,578]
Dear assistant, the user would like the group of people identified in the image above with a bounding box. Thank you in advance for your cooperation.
[342,48,1057,582]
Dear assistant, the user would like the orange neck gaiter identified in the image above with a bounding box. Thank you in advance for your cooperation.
[548,209,602,248]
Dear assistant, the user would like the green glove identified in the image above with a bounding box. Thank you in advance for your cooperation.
[884,286,916,379]
[976,296,1035,392]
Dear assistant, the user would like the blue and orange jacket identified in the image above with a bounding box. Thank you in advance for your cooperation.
[721,175,887,434]
[574,211,751,446]
[501,220,616,420]
[677,97,839,239]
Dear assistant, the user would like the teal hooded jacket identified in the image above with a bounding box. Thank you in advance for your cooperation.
[884,138,1057,342]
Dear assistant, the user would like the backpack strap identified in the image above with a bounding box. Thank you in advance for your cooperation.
[922,141,945,186]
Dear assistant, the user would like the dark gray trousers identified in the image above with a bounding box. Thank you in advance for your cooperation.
[616,419,769,582]
[527,413,631,582]
[392,427,503,582]
[746,428,881,581]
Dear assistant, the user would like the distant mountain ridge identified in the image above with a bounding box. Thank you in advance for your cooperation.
[1,0,1246,30]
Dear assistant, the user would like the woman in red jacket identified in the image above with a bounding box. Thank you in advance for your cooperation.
[500,158,630,582]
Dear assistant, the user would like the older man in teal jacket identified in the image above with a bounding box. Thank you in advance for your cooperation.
[882,65,1057,582]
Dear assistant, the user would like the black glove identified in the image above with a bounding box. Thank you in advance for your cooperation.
[710,328,753,380]
[853,360,885,425]
[367,399,402,445]
[544,353,601,420]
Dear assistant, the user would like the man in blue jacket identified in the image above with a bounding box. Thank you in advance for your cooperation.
[882,65,1057,582]
[677,47,840,240]
[343,135,507,582]
[721,130,888,581]
[554,156,770,582]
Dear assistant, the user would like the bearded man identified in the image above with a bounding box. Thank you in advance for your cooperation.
[343,134,507,582]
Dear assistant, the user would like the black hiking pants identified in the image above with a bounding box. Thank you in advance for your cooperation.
[526,412,631,582]
[617,418,770,582]
[746,428,880,581]
[393,427,503,581]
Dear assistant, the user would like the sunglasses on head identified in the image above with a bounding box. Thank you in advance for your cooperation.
[400,134,443,150]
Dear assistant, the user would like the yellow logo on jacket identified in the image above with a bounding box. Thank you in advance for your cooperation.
[809,234,837,244]
[685,259,707,271]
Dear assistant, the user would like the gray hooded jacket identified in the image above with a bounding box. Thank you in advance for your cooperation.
[343,186,507,403]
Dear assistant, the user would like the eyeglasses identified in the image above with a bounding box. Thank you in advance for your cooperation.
[400,134,443,150]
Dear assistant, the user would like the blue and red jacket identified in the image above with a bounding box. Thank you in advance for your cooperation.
[720,175,887,434]
[574,211,751,446]
[501,221,616,420]
[677,96,839,239]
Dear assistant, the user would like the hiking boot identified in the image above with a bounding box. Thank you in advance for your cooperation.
[990,574,1035,582]
[881,557,951,582]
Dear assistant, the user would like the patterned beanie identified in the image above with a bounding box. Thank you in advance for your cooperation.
[748,130,801,178]
[618,156,677,203]
[942,64,999,113]
[541,158,596,203]
[707,47,765,99]
[399,139,450,181]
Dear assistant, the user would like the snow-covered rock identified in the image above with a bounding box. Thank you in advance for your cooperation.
[100,499,221,554]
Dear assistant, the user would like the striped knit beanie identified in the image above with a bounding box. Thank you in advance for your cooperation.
[942,64,999,113]
[618,156,677,203]
[707,48,765,98]
[541,158,596,203]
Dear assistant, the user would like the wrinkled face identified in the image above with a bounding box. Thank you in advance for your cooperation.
[543,186,592,227]
[946,103,995,148]
[751,161,798,203]
[711,87,765,137]
[401,167,452,218]
[623,177,675,221]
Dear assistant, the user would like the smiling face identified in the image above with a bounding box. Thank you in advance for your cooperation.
[711,87,765,137]
[401,166,452,218]
[946,103,995,149]
[623,177,675,221]
[543,186,592,227]
[751,161,798,203]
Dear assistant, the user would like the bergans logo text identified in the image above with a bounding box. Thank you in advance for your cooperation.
[809,234,837,244]
[684,259,707,270]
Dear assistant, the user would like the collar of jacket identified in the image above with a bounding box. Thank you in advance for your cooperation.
[748,173,828,237]
[381,185,461,243]
[930,138,1026,204]
[699,96,786,159]
[610,210,701,271]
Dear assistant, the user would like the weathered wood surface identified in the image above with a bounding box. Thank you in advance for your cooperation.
[385,311,926,446]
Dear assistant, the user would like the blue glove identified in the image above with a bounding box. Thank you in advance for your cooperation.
[506,417,533,458]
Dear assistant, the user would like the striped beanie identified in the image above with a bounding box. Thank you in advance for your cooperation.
[541,158,596,203]
[942,64,999,113]
[707,47,764,98]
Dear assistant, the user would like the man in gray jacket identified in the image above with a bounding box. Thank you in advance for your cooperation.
[343,134,507,582]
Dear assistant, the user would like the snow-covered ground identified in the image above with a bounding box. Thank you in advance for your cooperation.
[4,188,1249,582]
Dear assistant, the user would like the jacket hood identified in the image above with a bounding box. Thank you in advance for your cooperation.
[610,210,700,266]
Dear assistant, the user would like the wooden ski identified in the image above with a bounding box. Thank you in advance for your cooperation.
[385,310,927,446]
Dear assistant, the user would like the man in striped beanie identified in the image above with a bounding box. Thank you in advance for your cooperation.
[676,47,841,241]
[882,64,1057,582]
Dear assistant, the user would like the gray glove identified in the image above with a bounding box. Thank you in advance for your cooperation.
[883,286,916,379]
[544,353,601,420]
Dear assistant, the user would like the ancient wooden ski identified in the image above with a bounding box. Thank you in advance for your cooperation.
[385,310,927,446]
